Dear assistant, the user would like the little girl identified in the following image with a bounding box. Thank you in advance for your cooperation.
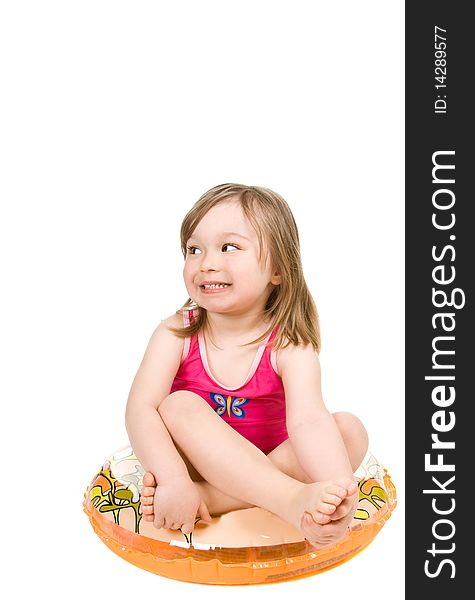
[125,183,369,548]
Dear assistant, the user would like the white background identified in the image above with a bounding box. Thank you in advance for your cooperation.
[1,1,404,597]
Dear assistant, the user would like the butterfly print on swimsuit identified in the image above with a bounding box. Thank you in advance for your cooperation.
[210,393,250,418]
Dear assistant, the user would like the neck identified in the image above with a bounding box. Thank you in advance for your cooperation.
[205,310,271,347]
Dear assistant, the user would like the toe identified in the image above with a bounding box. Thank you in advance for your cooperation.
[143,472,156,487]
[338,479,358,496]
[141,485,155,497]
[321,492,344,506]
[326,484,348,499]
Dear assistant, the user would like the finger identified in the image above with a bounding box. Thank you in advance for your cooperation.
[140,495,154,506]
[308,510,331,525]
[164,517,179,530]
[143,514,154,521]
[181,521,194,535]
[330,506,347,520]
[198,500,213,523]
[303,513,321,527]
[332,496,358,517]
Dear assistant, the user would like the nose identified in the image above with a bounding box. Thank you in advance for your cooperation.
[199,249,221,272]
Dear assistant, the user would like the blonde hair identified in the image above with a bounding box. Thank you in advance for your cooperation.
[170,183,321,352]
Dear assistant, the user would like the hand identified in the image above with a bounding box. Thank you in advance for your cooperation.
[303,514,351,549]
[304,490,358,549]
[153,476,212,534]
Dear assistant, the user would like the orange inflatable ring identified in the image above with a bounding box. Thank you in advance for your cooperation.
[83,446,396,585]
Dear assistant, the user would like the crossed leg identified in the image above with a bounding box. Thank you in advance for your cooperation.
[140,391,368,544]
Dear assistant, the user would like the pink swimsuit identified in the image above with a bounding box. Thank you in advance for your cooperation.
[170,309,289,455]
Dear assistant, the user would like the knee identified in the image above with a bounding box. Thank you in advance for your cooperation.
[333,411,369,451]
[158,390,203,418]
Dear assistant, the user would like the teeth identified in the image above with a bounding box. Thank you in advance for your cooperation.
[203,283,229,289]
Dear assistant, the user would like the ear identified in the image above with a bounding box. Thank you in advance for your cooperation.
[270,271,282,285]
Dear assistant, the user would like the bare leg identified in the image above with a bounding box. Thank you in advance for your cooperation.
[267,411,369,481]
[157,391,304,520]
[191,411,367,516]
[142,472,253,517]
[265,411,368,522]
[142,391,354,542]
[142,410,368,518]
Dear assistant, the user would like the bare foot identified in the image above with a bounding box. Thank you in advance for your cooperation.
[141,470,358,548]
[300,481,350,524]
[301,509,355,549]
[290,480,358,547]
[304,487,359,549]
[328,481,359,521]
[139,471,156,521]
[140,471,252,520]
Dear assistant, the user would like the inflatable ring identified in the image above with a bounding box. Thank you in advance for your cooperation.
[83,447,396,585]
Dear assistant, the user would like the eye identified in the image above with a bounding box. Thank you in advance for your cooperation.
[186,245,202,255]
[222,243,239,252]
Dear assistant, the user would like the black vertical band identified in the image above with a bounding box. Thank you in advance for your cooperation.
[406,3,472,594]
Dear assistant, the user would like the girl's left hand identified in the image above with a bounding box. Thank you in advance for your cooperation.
[304,492,358,549]
[303,515,349,549]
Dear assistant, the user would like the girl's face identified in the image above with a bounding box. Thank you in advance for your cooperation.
[183,198,281,317]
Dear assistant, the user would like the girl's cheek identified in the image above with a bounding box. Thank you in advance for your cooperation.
[183,263,193,280]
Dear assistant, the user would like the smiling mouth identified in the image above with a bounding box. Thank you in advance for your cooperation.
[201,283,231,290]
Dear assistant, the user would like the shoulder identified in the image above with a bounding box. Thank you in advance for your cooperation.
[127,314,186,411]
[147,312,185,354]
[275,342,321,379]
[276,343,324,420]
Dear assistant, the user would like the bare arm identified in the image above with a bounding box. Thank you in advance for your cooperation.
[125,314,189,483]
[279,344,355,483]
